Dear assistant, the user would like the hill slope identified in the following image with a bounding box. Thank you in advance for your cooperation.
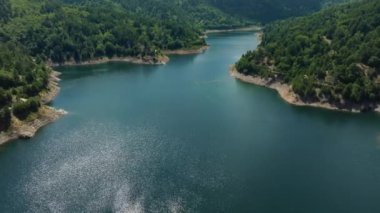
[205,0,354,23]
[235,0,380,111]
[3,0,209,64]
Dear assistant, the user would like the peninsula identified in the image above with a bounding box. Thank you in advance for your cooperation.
[0,71,67,145]
[233,0,380,112]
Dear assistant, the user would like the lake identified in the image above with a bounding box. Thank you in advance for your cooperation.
[1,32,380,212]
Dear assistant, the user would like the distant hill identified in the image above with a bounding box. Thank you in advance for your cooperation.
[63,0,350,24]
[204,0,355,23]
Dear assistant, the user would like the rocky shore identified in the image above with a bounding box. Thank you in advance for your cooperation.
[205,26,262,34]
[230,66,380,113]
[41,71,61,104]
[0,47,212,146]
[48,55,170,67]
[162,46,209,55]
[0,71,67,146]
[0,106,67,145]
[0,45,216,146]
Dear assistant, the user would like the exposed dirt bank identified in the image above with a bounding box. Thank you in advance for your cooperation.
[205,26,262,34]
[48,55,170,67]
[230,66,380,113]
[162,46,209,55]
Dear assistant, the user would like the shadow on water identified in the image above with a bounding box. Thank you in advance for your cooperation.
[56,53,203,82]
[56,62,152,81]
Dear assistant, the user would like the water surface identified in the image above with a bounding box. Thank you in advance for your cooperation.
[1,32,380,212]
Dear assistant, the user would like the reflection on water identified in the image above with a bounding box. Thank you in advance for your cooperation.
[21,121,192,212]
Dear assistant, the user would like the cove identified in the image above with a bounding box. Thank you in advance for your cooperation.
[1,32,380,212]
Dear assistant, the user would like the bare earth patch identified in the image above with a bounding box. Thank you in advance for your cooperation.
[48,55,170,67]
[162,46,209,55]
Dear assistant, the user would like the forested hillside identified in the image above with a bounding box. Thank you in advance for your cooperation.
[64,0,347,25]
[63,0,247,29]
[236,0,380,110]
[322,0,359,7]
[205,0,354,23]
[0,41,49,131]
[3,0,209,64]
[206,0,321,22]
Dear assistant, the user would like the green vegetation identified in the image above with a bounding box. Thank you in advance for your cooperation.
[204,0,354,23]
[65,0,344,26]
[2,0,209,64]
[62,0,248,29]
[322,0,360,8]
[107,0,248,30]
[1,0,353,67]
[205,0,321,23]
[236,0,380,109]
[13,98,40,120]
[0,0,11,22]
[0,41,49,131]
[0,108,11,131]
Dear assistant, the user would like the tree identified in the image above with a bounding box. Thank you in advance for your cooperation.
[0,0,11,23]
[0,107,11,132]
[13,98,40,120]
[0,88,11,108]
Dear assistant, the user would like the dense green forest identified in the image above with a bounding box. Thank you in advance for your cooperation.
[206,0,321,23]
[2,0,210,64]
[65,0,248,29]
[64,0,349,25]
[0,41,48,131]
[236,0,380,110]
[0,0,11,22]
[0,0,351,66]
[204,0,353,22]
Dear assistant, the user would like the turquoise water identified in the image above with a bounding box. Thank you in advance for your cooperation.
[1,32,380,212]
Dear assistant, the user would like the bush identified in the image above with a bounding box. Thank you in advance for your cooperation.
[292,76,316,100]
[368,56,380,69]
[0,71,16,90]
[24,81,44,97]
[0,107,11,132]
[0,88,12,108]
[13,98,40,120]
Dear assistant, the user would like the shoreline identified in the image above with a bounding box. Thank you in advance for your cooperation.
[256,31,263,43]
[0,71,67,146]
[205,25,262,34]
[162,46,209,55]
[0,45,209,146]
[48,55,170,67]
[230,66,380,113]
[48,46,211,67]
[41,71,61,104]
